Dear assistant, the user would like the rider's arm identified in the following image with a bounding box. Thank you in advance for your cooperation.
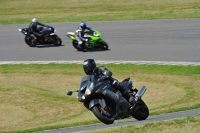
[38,22,45,26]
[29,23,43,37]
[86,26,93,31]
[98,66,122,89]
[99,66,112,79]
[86,27,94,34]
[33,31,43,37]
[29,25,41,36]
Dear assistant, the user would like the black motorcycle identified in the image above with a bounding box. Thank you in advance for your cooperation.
[18,25,62,47]
[67,75,149,124]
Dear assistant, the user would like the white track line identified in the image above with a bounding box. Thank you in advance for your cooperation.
[0,61,200,66]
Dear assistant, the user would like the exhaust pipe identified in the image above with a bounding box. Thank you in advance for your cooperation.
[135,86,147,101]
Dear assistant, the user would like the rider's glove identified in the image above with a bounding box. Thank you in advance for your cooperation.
[112,79,123,89]
[112,79,119,86]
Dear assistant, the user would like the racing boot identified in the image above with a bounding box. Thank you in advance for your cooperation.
[77,41,83,49]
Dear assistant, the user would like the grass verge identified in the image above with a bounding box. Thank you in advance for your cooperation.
[0,64,199,132]
[0,0,200,25]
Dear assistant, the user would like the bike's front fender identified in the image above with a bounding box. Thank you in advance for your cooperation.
[89,99,100,109]
[89,98,107,110]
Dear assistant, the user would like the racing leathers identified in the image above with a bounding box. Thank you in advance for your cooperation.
[92,66,134,103]
[75,26,93,48]
[29,22,45,44]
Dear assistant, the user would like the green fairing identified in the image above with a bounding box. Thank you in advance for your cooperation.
[88,30,102,41]
[67,29,103,48]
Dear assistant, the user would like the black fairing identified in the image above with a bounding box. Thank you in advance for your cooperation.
[19,25,58,45]
[40,25,55,36]
[77,75,130,118]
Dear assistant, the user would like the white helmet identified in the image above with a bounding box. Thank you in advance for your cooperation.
[32,18,38,23]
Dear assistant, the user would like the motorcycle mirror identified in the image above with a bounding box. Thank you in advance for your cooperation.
[67,91,73,96]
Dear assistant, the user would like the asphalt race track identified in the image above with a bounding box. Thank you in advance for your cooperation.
[0,19,200,132]
[0,19,200,62]
[37,109,200,133]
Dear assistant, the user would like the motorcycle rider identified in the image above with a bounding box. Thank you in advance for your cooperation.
[83,59,134,104]
[29,18,45,45]
[75,21,94,48]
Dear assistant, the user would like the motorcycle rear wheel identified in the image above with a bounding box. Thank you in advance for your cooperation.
[92,105,115,124]
[132,99,149,120]
[53,36,62,46]
[24,36,36,47]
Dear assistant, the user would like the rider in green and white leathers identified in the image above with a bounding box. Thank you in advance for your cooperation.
[75,21,93,48]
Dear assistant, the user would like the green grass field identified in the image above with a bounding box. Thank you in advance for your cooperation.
[0,0,200,24]
[0,64,199,132]
[1,0,200,132]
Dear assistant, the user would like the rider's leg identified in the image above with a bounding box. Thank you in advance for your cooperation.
[110,78,135,104]
[75,37,83,48]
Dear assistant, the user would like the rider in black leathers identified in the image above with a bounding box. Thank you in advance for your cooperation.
[83,59,134,103]
[29,18,45,44]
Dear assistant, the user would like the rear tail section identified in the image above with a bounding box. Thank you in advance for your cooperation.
[19,28,29,35]
[67,32,76,40]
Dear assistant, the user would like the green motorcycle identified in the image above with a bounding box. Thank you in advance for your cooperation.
[67,30,108,51]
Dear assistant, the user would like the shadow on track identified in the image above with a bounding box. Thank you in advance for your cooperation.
[80,48,111,52]
[35,44,65,48]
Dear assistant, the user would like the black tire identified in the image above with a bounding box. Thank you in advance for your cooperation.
[132,99,149,120]
[24,36,36,47]
[100,40,108,50]
[92,105,115,124]
[53,36,62,46]
[72,40,84,51]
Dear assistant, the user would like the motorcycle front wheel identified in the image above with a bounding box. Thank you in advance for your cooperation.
[99,40,108,50]
[92,104,115,124]
[24,36,36,47]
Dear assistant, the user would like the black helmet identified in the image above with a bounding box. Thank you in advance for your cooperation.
[83,59,96,75]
